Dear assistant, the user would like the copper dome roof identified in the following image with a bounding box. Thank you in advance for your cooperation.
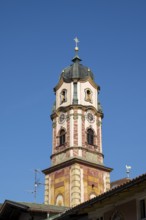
[60,55,94,83]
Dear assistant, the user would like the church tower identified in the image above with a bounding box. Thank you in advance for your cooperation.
[43,39,112,207]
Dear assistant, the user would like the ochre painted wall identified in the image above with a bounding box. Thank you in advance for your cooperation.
[45,163,110,207]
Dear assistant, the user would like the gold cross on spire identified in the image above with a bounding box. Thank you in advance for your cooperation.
[74,37,79,51]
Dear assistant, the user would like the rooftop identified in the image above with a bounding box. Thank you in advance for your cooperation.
[60,55,94,83]
[55,172,146,219]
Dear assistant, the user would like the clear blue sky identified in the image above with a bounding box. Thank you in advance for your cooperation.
[0,0,146,204]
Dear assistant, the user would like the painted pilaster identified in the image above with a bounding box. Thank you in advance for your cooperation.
[44,175,49,204]
[78,109,82,147]
[73,109,78,147]
[70,109,74,147]
[77,82,80,104]
[80,168,84,203]
[52,119,56,154]
[70,164,81,206]
[82,110,86,147]
[67,111,70,147]
[99,117,103,154]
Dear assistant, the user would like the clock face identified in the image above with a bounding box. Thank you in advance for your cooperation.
[59,113,66,123]
[87,112,94,123]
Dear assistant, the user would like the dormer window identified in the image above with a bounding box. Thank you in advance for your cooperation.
[60,89,67,104]
[85,89,92,103]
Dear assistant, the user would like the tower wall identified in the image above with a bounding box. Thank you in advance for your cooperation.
[55,81,98,110]
[43,50,112,207]
[51,107,103,166]
[44,163,110,207]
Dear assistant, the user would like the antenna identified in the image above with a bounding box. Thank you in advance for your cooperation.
[34,169,45,202]
[26,169,45,203]
[126,165,132,178]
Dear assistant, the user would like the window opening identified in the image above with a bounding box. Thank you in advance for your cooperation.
[56,194,64,206]
[87,128,94,145]
[111,211,123,220]
[60,89,67,104]
[140,199,146,219]
[85,89,92,102]
[60,129,65,145]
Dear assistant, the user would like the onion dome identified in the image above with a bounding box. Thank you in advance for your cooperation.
[60,55,94,83]
[60,37,94,83]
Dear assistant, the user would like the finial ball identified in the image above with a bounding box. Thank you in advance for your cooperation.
[74,37,79,51]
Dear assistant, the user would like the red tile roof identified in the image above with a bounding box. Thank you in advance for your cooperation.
[55,173,146,219]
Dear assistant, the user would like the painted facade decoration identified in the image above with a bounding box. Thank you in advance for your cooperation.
[54,173,146,220]
[42,42,112,207]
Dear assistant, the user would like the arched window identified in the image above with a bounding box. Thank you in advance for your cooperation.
[56,194,64,206]
[60,89,67,104]
[60,129,66,145]
[111,211,124,220]
[87,128,94,145]
[89,193,96,199]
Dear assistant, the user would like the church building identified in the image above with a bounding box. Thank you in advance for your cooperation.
[42,38,112,207]
[1,40,146,220]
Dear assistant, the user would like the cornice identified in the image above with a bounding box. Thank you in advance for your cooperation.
[50,146,104,159]
[42,157,112,175]
[53,76,100,92]
[51,105,103,120]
